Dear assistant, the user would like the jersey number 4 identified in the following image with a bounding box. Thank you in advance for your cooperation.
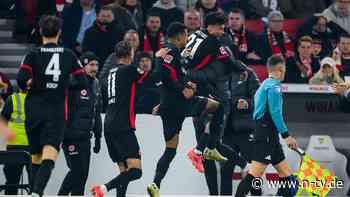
[45,53,61,82]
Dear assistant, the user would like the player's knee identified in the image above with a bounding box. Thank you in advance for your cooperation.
[117,162,127,172]
[165,134,179,148]
[31,154,42,165]
[126,158,142,169]
[42,145,59,161]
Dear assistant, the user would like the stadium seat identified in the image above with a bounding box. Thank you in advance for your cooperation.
[246,19,265,34]
[306,135,349,196]
[249,64,268,81]
[0,150,32,194]
[283,19,304,38]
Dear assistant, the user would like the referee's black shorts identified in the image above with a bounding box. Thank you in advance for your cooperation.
[25,101,65,154]
[104,130,141,163]
[160,96,208,141]
[251,120,285,165]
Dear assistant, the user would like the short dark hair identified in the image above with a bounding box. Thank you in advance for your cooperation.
[340,33,350,40]
[204,11,227,27]
[166,22,187,38]
[229,8,245,18]
[98,6,113,14]
[114,41,132,58]
[146,12,161,21]
[267,55,285,69]
[39,15,62,38]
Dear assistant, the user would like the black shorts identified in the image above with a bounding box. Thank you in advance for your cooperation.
[251,121,285,165]
[160,96,208,141]
[104,130,141,163]
[25,101,65,154]
[223,132,254,163]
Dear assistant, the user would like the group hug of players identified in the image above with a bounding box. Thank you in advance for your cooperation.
[2,9,300,197]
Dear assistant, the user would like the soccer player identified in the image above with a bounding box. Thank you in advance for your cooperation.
[147,22,245,197]
[184,11,248,180]
[235,55,298,197]
[90,41,151,197]
[17,15,87,197]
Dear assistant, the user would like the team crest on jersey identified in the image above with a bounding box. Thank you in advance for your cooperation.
[81,89,87,96]
[219,47,229,56]
[68,145,75,152]
[164,54,174,63]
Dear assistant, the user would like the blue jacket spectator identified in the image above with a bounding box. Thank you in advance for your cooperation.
[61,0,99,53]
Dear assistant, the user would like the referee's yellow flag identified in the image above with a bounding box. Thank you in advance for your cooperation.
[295,154,337,197]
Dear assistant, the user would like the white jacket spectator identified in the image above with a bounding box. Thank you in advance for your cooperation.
[322,0,350,33]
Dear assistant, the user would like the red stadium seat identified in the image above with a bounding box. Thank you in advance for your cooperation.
[283,19,304,38]
[246,19,265,34]
[249,64,268,82]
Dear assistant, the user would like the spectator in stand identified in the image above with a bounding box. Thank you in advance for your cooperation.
[285,36,320,83]
[61,0,98,54]
[117,0,144,30]
[322,0,350,34]
[195,0,223,25]
[106,0,139,32]
[100,29,141,81]
[184,9,201,34]
[310,57,344,84]
[140,0,157,14]
[248,0,292,19]
[296,15,344,59]
[218,0,251,15]
[257,11,294,63]
[312,38,324,60]
[287,0,326,19]
[148,0,184,33]
[225,8,262,64]
[82,6,124,68]
[333,33,350,77]
[139,13,164,56]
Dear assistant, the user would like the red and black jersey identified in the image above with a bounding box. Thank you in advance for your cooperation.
[156,43,190,115]
[182,29,231,71]
[104,64,149,132]
[182,29,247,97]
[17,43,87,104]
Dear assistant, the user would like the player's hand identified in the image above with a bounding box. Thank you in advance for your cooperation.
[285,136,298,150]
[155,48,171,58]
[332,83,349,95]
[237,99,249,109]
[182,88,194,99]
[93,138,101,154]
[186,81,197,92]
[152,104,160,115]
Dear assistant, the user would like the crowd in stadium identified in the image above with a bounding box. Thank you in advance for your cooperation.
[1,0,350,197]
